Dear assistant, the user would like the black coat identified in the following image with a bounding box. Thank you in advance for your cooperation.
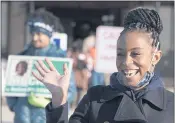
[46,73,174,123]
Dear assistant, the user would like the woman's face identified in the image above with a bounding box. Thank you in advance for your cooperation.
[116,31,161,87]
[16,63,25,76]
[32,32,50,48]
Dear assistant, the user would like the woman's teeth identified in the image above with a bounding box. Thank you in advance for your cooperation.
[122,70,138,77]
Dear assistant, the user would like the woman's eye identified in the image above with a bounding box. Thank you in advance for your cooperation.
[131,52,140,56]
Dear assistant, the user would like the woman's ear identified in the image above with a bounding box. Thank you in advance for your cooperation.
[152,50,162,65]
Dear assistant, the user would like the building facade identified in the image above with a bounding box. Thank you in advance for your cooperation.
[1,1,174,88]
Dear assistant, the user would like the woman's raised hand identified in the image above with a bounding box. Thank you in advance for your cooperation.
[32,58,70,107]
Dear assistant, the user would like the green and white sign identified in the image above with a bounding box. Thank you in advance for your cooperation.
[3,55,73,98]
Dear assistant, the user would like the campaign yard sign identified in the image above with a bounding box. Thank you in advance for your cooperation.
[95,26,124,73]
[3,55,73,98]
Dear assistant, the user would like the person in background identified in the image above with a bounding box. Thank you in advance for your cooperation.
[70,45,89,105]
[6,8,76,123]
[82,33,105,87]
[71,22,93,104]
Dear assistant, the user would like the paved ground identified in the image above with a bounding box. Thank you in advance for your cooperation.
[2,104,14,123]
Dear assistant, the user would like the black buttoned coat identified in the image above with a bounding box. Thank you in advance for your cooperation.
[46,73,174,123]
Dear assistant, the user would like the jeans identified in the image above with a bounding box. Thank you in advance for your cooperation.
[7,97,46,123]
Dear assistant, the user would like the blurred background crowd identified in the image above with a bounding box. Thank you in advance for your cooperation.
[1,1,174,123]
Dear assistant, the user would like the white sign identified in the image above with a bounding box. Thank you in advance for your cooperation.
[95,26,124,73]
[50,32,68,51]
[3,55,73,98]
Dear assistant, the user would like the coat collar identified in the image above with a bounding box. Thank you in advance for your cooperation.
[97,73,168,122]
[100,86,167,110]
[102,72,167,109]
[113,94,147,122]
[143,87,167,110]
[99,86,167,122]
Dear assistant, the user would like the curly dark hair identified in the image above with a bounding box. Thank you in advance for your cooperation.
[121,7,163,50]
[27,8,64,33]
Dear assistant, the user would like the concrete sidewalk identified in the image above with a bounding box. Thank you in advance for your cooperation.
[2,104,14,123]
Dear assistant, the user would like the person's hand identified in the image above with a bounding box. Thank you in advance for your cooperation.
[32,58,70,107]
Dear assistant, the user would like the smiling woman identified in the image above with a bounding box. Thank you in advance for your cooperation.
[32,7,174,123]
[115,8,162,90]
[116,32,161,89]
